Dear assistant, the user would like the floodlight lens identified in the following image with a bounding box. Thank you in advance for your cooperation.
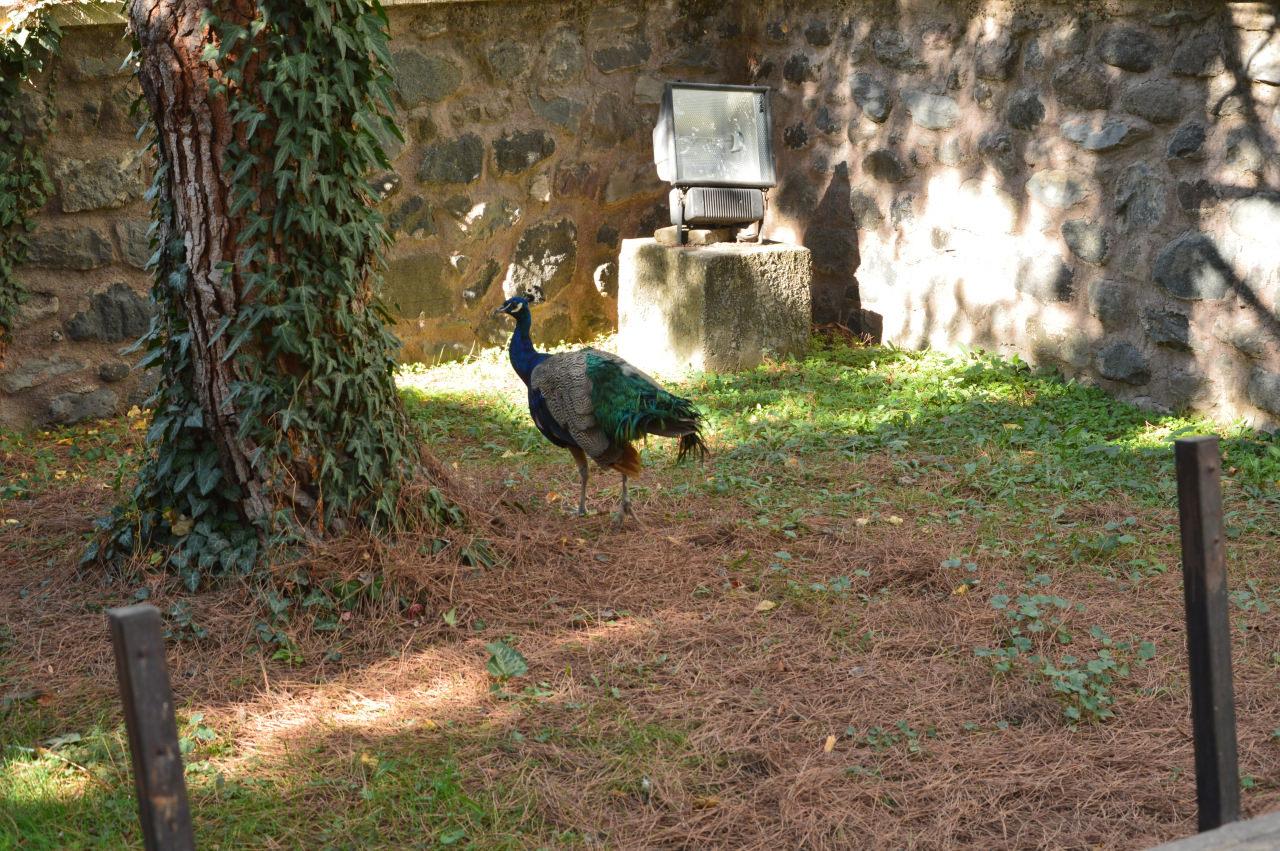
[671,88,770,184]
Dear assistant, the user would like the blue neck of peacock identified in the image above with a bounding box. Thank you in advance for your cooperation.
[507,308,542,384]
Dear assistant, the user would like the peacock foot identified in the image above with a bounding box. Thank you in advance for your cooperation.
[611,502,635,529]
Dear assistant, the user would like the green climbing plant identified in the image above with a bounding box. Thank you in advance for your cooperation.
[0,4,60,354]
[89,0,455,587]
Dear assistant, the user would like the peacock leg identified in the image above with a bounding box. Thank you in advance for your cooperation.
[612,474,635,528]
[568,447,589,516]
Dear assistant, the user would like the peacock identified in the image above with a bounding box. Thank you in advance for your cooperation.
[493,295,707,525]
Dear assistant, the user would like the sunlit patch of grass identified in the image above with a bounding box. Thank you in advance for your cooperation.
[395,334,1278,518]
[0,713,568,849]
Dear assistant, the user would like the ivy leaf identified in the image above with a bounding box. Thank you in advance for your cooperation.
[196,463,221,496]
[485,641,528,681]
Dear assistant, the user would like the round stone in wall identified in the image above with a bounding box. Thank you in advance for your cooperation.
[1097,26,1158,72]
[530,95,585,131]
[1087,279,1133,329]
[1247,43,1280,85]
[461,259,501,306]
[1170,30,1225,77]
[1223,126,1267,177]
[1166,121,1207,159]
[850,72,893,123]
[1096,341,1152,385]
[902,90,960,130]
[1051,62,1112,111]
[975,31,1019,81]
[871,29,924,72]
[46,388,119,425]
[783,53,818,84]
[53,153,146,213]
[588,93,642,147]
[1247,369,1280,416]
[1152,232,1232,300]
[544,29,585,84]
[65,283,153,343]
[1119,79,1185,124]
[805,20,833,47]
[815,106,841,135]
[1114,163,1166,231]
[1026,169,1091,209]
[978,130,1018,177]
[503,218,578,303]
[862,149,908,183]
[381,253,456,319]
[592,34,651,74]
[485,40,530,82]
[783,123,809,149]
[113,219,152,270]
[1229,196,1280,240]
[1007,89,1045,130]
[593,262,618,298]
[391,50,461,106]
[417,135,484,185]
[1060,115,1151,152]
[1062,219,1110,265]
[493,130,556,175]
[0,356,86,394]
[1051,17,1089,57]
[25,225,113,268]
[1142,308,1192,351]
[99,360,132,383]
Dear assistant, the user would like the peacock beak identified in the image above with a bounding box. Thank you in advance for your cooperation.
[493,306,508,316]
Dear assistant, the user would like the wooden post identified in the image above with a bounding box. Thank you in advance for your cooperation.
[1174,436,1240,833]
[107,604,195,851]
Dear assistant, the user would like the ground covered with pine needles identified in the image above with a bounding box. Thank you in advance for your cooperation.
[2,336,1279,850]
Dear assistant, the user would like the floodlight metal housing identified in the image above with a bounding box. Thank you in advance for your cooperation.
[652,82,775,241]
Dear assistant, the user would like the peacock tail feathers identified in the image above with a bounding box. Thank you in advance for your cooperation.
[584,352,703,446]
[676,431,708,463]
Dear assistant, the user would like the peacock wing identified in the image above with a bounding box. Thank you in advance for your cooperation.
[530,351,613,460]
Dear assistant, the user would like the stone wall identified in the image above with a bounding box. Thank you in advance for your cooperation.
[4,22,153,428]
[755,0,1280,428]
[3,1,744,428]
[5,0,1280,430]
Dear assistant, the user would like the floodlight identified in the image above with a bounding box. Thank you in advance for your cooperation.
[652,82,775,244]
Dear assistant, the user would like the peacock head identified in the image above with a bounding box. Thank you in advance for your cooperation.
[493,295,532,317]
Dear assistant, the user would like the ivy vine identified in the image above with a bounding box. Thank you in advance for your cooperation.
[0,5,60,356]
[90,0,457,587]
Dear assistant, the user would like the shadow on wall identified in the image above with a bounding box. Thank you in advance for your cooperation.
[752,0,1280,427]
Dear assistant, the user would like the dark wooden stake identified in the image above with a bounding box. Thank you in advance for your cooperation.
[107,604,195,851]
[1175,436,1240,833]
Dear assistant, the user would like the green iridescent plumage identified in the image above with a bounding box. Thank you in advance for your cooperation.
[585,352,706,461]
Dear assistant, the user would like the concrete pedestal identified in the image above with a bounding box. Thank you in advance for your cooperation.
[617,238,812,374]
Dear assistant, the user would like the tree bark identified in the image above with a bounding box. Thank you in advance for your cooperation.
[107,0,442,577]
[129,0,270,523]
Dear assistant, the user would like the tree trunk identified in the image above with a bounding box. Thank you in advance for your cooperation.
[129,0,271,524]
[99,0,440,582]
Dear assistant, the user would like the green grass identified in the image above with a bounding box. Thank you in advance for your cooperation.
[1,715,572,849]
[402,337,1279,536]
